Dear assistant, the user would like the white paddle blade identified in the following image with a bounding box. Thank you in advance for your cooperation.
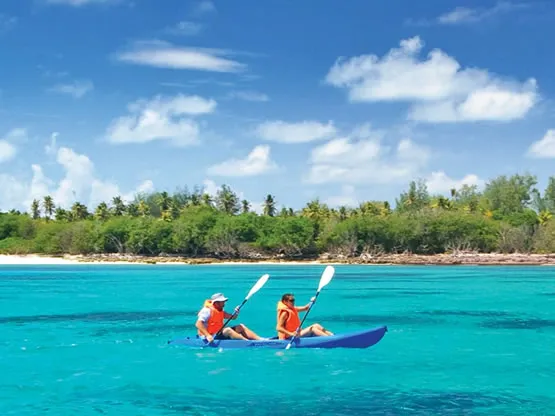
[317,266,335,292]
[245,274,270,300]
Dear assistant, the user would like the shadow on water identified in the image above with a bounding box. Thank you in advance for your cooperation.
[481,318,555,330]
[75,388,545,415]
[0,310,197,325]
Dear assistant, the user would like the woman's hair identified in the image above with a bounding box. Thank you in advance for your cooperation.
[281,293,294,301]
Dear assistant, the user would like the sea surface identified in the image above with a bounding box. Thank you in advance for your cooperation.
[0,264,554,415]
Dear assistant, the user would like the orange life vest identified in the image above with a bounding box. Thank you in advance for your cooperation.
[199,300,224,335]
[276,301,301,339]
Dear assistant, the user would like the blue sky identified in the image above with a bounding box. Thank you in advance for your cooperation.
[1,0,555,213]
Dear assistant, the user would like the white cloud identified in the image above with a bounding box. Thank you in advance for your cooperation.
[324,36,538,123]
[228,91,269,102]
[255,120,337,144]
[408,82,537,122]
[305,124,430,185]
[206,145,278,177]
[193,0,216,16]
[425,171,484,194]
[0,141,16,163]
[0,143,155,212]
[166,21,203,36]
[45,132,59,155]
[438,2,528,25]
[3,128,27,141]
[325,185,358,208]
[105,94,216,146]
[26,165,53,208]
[438,7,479,24]
[116,40,245,73]
[0,174,28,212]
[49,80,94,98]
[202,179,219,197]
[527,129,555,158]
[0,128,27,164]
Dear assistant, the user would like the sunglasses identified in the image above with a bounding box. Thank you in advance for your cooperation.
[286,298,295,303]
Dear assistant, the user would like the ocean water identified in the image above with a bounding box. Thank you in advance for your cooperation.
[0,264,554,415]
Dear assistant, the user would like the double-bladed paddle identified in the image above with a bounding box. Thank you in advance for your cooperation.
[285,265,335,350]
[212,273,270,340]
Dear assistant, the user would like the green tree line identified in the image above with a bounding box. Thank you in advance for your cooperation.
[2,174,555,257]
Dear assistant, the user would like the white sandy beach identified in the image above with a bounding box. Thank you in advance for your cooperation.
[0,255,82,265]
[1,253,554,266]
[0,254,329,266]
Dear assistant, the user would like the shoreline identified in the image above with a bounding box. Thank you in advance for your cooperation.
[1,253,555,266]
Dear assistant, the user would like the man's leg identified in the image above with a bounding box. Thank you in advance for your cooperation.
[221,327,248,340]
[232,323,263,340]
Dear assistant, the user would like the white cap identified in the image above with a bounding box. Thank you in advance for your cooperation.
[210,293,228,302]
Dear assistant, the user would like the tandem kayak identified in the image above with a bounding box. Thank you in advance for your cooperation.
[167,325,387,349]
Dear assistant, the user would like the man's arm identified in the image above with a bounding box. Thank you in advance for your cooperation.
[223,307,240,320]
[196,308,214,341]
[195,319,212,338]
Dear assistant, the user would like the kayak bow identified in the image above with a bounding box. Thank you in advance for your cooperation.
[168,326,387,350]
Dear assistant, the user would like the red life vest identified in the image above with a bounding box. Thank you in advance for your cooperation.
[199,300,224,335]
[276,301,301,339]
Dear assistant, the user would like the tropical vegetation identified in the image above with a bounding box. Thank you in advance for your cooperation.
[1,174,555,258]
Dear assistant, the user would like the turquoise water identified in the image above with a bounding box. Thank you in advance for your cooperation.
[1,264,554,415]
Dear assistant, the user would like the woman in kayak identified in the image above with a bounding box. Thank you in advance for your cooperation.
[276,293,333,339]
[196,293,264,342]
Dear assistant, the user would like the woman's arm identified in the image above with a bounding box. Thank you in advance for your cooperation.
[295,297,316,312]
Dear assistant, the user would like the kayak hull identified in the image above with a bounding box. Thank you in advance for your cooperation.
[168,325,387,349]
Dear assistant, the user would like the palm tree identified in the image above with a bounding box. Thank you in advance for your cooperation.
[95,202,110,221]
[127,202,139,217]
[157,191,171,213]
[381,201,391,217]
[538,210,552,225]
[43,195,54,220]
[263,194,277,217]
[71,202,89,221]
[241,199,250,214]
[359,201,380,216]
[338,206,348,221]
[31,199,40,219]
[138,199,150,217]
[215,185,240,214]
[111,196,126,216]
[301,199,325,220]
[201,193,213,207]
[54,207,69,221]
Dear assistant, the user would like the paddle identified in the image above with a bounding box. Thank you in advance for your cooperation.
[284,265,335,350]
[212,273,270,341]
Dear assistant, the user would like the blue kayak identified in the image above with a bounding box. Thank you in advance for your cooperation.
[167,325,387,349]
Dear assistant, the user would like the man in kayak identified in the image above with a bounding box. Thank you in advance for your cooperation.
[276,293,333,339]
[196,293,264,342]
